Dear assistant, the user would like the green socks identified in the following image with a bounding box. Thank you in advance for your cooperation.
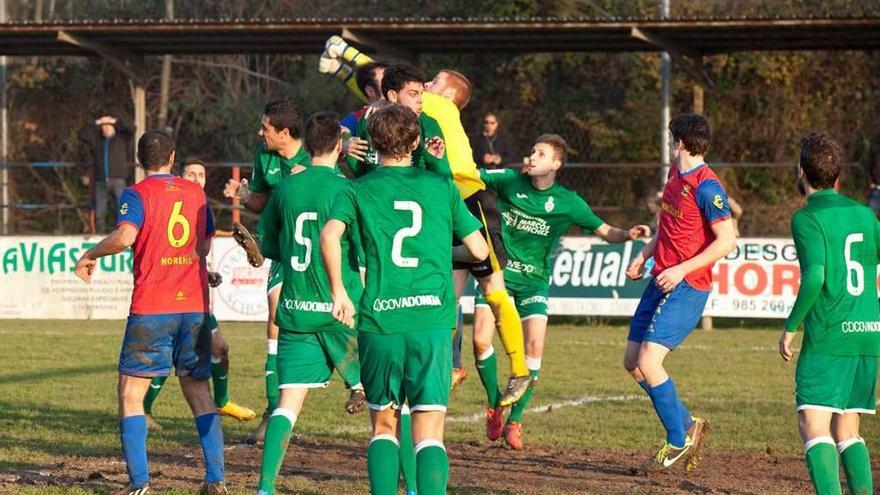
[839,437,873,495]
[143,376,167,414]
[398,406,417,493]
[475,346,501,408]
[415,441,449,495]
[256,409,296,495]
[367,435,400,495]
[508,366,540,424]
[211,358,229,408]
[805,437,842,495]
[266,340,279,411]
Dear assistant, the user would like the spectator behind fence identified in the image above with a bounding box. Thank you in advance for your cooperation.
[79,114,133,233]
[471,112,516,168]
[864,133,880,215]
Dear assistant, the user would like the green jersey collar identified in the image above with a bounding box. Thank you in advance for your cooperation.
[807,188,837,202]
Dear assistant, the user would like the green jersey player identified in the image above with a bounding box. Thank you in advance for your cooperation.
[254,112,366,495]
[321,104,488,495]
[473,134,650,449]
[780,133,880,495]
[345,64,451,179]
[222,100,335,444]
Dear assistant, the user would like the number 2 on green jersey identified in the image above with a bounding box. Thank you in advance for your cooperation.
[291,211,318,272]
[392,201,422,268]
[845,233,865,296]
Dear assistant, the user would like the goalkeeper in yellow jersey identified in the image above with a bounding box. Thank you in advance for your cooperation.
[320,36,531,405]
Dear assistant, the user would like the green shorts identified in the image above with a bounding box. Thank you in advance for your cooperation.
[795,352,878,414]
[474,279,549,320]
[267,260,282,293]
[277,328,361,389]
[358,328,452,412]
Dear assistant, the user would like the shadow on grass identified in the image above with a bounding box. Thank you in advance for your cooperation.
[0,364,113,386]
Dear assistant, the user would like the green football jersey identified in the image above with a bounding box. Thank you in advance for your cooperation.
[249,142,311,194]
[251,142,311,240]
[481,168,604,286]
[787,189,880,356]
[260,166,363,332]
[330,166,482,334]
[346,112,452,179]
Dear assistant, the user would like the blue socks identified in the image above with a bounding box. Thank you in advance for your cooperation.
[648,379,691,447]
[195,412,225,483]
[640,379,694,435]
[120,415,149,487]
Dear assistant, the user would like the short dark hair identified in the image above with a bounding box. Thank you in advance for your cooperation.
[669,113,711,156]
[263,100,303,138]
[368,104,420,161]
[178,157,207,175]
[356,61,388,95]
[303,111,341,157]
[381,64,426,99]
[535,134,568,165]
[137,131,175,170]
[799,132,843,189]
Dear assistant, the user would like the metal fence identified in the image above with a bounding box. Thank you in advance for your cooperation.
[0,160,869,236]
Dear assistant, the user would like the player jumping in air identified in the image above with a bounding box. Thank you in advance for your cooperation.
[143,158,256,429]
[255,112,366,495]
[223,100,366,444]
[475,134,651,449]
[75,131,227,495]
[780,133,878,495]
[345,63,450,179]
[623,113,736,471]
[321,104,489,495]
[321,37,532,406]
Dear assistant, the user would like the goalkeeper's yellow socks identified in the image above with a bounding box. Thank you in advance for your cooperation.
[484,290,528,377]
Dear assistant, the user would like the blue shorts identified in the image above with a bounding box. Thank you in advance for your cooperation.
[118,312,212,379]
[627,279,709,350]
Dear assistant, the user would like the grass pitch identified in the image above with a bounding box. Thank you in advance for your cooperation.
[0,319,877,494]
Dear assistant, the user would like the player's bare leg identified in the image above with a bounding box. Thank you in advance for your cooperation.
[247,286,282,445]
[180,376,226,494]
[831,412,872,495]
[475,270,530,406]
[451,306,468,389]
[211,329,256,421]
[257,387,309,495]
[473,304,504,441]
[504,316,546,450]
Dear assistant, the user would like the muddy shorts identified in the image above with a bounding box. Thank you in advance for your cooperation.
[118,312,211,380]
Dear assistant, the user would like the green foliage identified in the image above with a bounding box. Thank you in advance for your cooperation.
[3,0,880,234]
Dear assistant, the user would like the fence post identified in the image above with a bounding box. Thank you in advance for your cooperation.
[231,165,240,226]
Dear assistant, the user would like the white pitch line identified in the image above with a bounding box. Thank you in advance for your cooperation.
[330,394,648,435]
[446,394,646,424]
